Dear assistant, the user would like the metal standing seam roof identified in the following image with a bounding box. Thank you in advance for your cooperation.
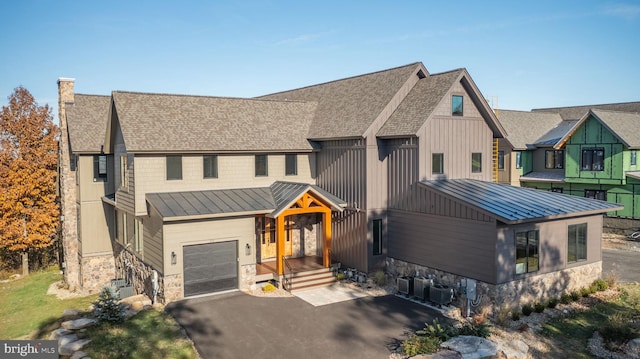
[519,172,565,183]
[534,120,579,147]
[419,179,622,224]
[66,94,111,153]
[146,181,346,221]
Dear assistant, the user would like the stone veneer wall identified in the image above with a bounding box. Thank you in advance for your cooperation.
[79,254,116,293]
[240,264,257,291]
[386,257,602,316]
[113,241,165,303]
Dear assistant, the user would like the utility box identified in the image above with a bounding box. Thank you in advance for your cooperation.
[466,279,477,300]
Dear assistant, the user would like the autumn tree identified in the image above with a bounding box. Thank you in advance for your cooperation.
[0,86,59,274]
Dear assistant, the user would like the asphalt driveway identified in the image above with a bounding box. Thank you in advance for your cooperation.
[603,248,640,283]
[167,292,441,359]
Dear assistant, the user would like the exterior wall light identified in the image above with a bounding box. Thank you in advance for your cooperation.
[245,243,251,256]
[171,251,177,265]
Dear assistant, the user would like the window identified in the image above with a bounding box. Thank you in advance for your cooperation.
[203,155,218,178]
[551,187,563,193]
[585,189,607,201]
[119,154,129,189]
[285,154,297,176]
[452,95,463,116]
[516,230,539,274]
[631,150,637,166]
[515,151,522,169]
[471,153,482,173]
[581,148,604,171]
[255,154,268,176]
[93,155,108,182]
[545,150,564,169]
[373,219,382,255]
[432,153,444,174]
[134,218,143,256]
[166,155,182,180]
[568,223,587,263]
[497,151,505,170]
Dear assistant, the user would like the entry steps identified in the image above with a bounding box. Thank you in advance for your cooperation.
[287,267,336,292]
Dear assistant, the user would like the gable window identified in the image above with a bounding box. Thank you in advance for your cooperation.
[166,155,182,180]
[203,155,218,178]
[373,219,382,255]
[452,95,463,116]
[93,155,108,182]
[585,189,606,201]
[471,153,482,173]
[515,230,539,274]
[631,150,637,166]
[497,151,505,170]
[255,154,268,176]
[568,223,587,263]
[119,154,129,189]
[581,148,604,171]
[545,150,564,169]
[285,154,297,176]
[515,151,522,169]
[432,153,444,174]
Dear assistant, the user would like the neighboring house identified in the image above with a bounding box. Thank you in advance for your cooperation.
[57,63,621,313]
[498,102,640,223]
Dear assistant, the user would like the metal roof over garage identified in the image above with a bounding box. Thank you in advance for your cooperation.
[419,179,623,224]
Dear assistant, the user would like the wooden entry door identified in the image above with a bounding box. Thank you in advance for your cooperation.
[259,216,293,260]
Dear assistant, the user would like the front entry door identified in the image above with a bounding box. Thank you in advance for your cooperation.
[259,216,294,260]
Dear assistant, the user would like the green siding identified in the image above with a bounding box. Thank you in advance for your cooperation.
[522,151,533,174]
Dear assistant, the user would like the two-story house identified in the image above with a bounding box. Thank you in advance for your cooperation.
[58,63,620,314]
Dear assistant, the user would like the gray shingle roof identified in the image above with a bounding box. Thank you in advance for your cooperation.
[377,69,463,137]
[419,179,621,224]
[590,109,640,148]
[66,94,111,153]
[533,101,640,120]
[259,63,422,139]
[496,110,563,149]
[112,92,317,153]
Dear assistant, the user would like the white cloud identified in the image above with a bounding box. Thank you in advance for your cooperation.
[603,3,640,20]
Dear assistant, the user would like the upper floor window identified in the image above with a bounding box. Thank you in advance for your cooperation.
[631,150,637,166]
[166,155,182,180]
[545,150,564,169]
[120,154,129,189]
[497,151,505,170]
[515,151,522,169]
[285,154,297,176]
[452,95,463,116]
[515,230,539,274]
[585,189,606,201]
[471,152,482,173]
[373,219,383,256]
[551,187,563,193]
[255,154,268,176]
[93,155,108,182]
[581,148,604,171]
[203,155,218,179]
[568,223,587,263]
[432,153,444,174]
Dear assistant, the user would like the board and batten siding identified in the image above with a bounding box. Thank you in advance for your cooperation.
[114,119,135,214]
[316,139,368,272]
[143,205,164,274]
[385,138,419,209]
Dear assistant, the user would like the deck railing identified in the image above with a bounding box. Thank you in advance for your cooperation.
[282,256,294,292]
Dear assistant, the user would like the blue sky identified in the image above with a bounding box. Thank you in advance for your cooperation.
[1,1,639,122]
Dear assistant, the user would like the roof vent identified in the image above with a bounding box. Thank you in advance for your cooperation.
[416,70,426,79]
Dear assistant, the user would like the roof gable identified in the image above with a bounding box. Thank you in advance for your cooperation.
[556,109,640,149]
[496,110,563,149]
[66,94,111,153]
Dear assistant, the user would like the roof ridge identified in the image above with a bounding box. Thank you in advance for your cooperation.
[428,68,465,76]
[112,90,310,104]
[591,108,640,115]
[75,93,110,98]
[533,100,640,111]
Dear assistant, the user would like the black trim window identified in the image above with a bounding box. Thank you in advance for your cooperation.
[545,150,564,169]
[93,155,108,182]
[582,148,604,171]
[497,151,505,170]
[285,154,297,176]
[255,154,268,176]
[471,153,482,173]
[515,151,522,169]
[516,230,539,274]
[166,155,182,180]
[568,223,587,263]
[551,187,563,193]
[631,150,637,166]
[203,155,218,178]
[585,189,606,201]
[452,95,463,116]
[432,153,444,174]
[373,219,382,255]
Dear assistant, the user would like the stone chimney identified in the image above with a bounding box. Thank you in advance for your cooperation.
[57,77,80,289]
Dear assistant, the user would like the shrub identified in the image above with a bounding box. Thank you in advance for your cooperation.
[522,303,534,316]
[600,313,637,351]
[336,273,346,281]
[560,293,573,304]
[94,286,126,323]
[457,320,492,338]
[417,319,457,342]
[592,278,609,292]
[570,291,580,301]
[534,302,546,313]
[547,297,559,309]
[262,282,276,292]
[511,311,522,321]
[371,270,386,286]
[604,272,618,289]
[580,287,591,297]
[402,333,441,356]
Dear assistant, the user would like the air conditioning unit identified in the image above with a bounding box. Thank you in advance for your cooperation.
[430,284,454,306]
[413,277,433,301]
[397,277,414,296]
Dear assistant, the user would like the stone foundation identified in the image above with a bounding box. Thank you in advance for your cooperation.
[241,264,257,291]
[79,254,115,293]
[163,274,183,303]
[386,257,602,316]
[113,241,165,303]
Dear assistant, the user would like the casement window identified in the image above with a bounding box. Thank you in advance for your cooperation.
[471,152,482,173]
[545,150,564,169]
[585,189,607,201]
[568,223,587,263]
[373,219,382,255]
[432,153,444,174]
[119,154,129,189]
[515,230,539,274]
[285,154,297,176]
[452,95,463,116]
[515,151,522,169]
[497,151,505,170]
[255,154,268,176]
[581,148,604,171]
[93,155,108,182]
[203,155,218,178]
[631,150,637,166]
[134,218,143,256]
[166,155,182,180]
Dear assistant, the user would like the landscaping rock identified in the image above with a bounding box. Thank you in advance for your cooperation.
[414,349,463,358]
[70,351,89,359]
[61,318,97,330]
[441,336,498,359]
[496,338,528,359]
[58,334,79,348]
[49,328,72,340]
[131,301,144,311]
[62,308,83,318]
[626,338,640,358]
[59,339,91,356]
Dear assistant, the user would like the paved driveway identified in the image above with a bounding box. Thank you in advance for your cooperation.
[167,292,441,359]
[603,248,640,283]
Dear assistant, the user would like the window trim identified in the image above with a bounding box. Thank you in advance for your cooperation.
[631,150,637,166]
[373,219,382,256]
[471,152,482,173]
[585,189,607,201]
[255,154,268,177]
[567,223,587,263]
[119,154,129,190]
[452,95,463,116]
[515,151,522,169]
[581,148,605,171]
[432,153,444,175]
[497,151,505,170]
[285,154,297,176]
[166,155,183,180]
[515,229,539,274]
[203,155,218,179]
[93,154,108,182]
[545,150,564,169]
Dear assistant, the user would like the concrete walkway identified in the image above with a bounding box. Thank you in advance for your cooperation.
[292,284,369,306]
[167,291,442,359]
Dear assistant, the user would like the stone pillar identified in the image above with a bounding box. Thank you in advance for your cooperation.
[58,78,80,289]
